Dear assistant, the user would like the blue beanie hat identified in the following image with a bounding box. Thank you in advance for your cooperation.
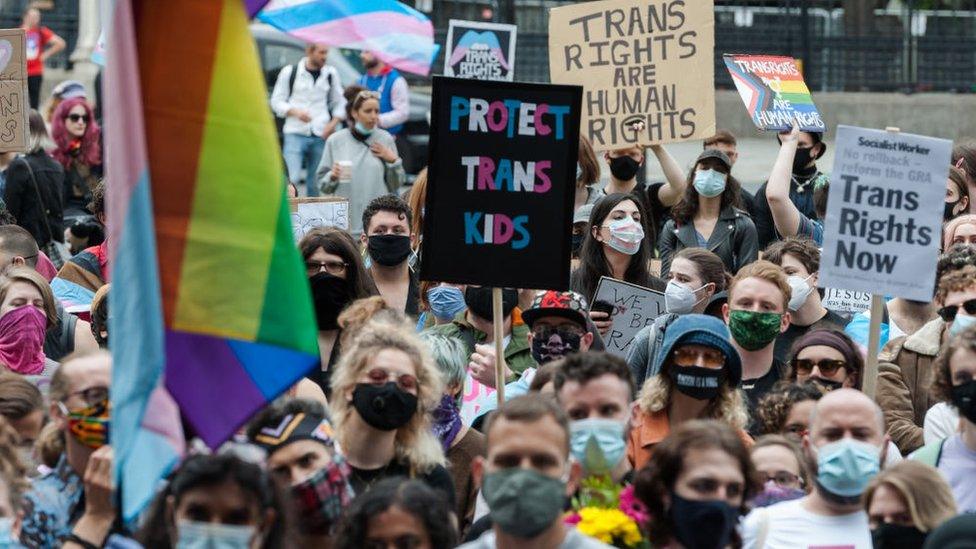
[654,314,742,387]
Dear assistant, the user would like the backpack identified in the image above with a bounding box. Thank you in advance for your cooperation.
[287,63,334,114]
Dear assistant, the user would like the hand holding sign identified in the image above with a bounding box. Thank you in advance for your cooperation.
[469,343,512,389]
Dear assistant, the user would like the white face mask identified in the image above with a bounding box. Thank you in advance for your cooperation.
[176,520,258,549]
[604,218,644,255]
[787,273,816,311]
[664,280,706,314]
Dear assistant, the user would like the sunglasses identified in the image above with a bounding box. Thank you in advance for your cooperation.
[791,358,847,377]
[364,367,418,393]
[305,260,347,276]
[672,347,725,369]
[65,113,90,123]
[531,325,584,340]
[938,298,976,322]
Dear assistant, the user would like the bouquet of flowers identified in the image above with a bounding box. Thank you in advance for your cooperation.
[565,475,650,549]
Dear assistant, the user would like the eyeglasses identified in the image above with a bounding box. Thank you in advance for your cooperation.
[672,347,725,368]
[305,260,347,276]
[365,368,418,393]
[532,325,584,340]
[65,113,89,124]
[938,298,976,322]
[757,471,803,487]
[791,358,847,377]
[67,386,109,406]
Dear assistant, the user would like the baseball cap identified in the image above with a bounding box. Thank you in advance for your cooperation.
[694,149,732,170]
[521,290,589,329]
[573,203,594,225]
[52,80,87,100]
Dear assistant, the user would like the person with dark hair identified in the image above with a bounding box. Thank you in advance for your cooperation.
[299,226,376,395]
[741,389,885,548]
[628,247,728,385]
[247,398,354,544]
[0,225,40,271]
[633,419,758,549]
[89,283,108,349]
[945,166,971,224]
[21,6,65,110]
[64,220,104,257]
[765,123,830,245]
[750,435,808,508]
[342,84,366,124]
[764,237,845,363]
[463,395,611,548]
[788,329,864,391]
[0,371,44,463]
[952,141,976,213]
[574,134,602,209]
[317,91,404,236]
[137,453,290,548]
[755,381,825,441]
[572,193,665,337]
[334,477,457,549]
[658,148,758,277]
[4,110,64,255]
[554,352,634,482]
[359,194,417,317]
[51,98,101,223]
[752,128,827,248]
[56,180,108,294]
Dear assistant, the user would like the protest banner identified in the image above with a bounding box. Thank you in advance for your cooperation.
[590,276,666,358]
[0,29,28,153]
[723,54,825,132]
[289,196,349,240]
[445,20,517,81]
[548,0,715,150]
[823,288,872,315]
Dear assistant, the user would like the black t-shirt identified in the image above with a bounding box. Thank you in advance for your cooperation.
[349,460,457,509]
[773,309,847,364]
[742,358,789,423]
[306,67,322,81]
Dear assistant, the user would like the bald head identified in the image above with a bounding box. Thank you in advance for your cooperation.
[809,388,885,447]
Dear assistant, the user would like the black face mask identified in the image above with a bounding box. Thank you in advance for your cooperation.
[946,200,964,222]
[793,146,816,173]
[808,377,844,392]
[368,234,412,267]
[671,365,724,400]
[352,382,418,431]
[871,523,928,549]
[310,272,352,330]
[608,155,641,181]
[669,492,739,549]
[530,328,582,365]
[571,233,584,256]
[464,287,518,321]
[951,379,976,424]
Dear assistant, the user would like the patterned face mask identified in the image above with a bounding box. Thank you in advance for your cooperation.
[290,458,355,535]
[61,398,110,449]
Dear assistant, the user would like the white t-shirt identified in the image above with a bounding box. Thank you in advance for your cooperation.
[937,432,976,513]
[924,402,960,444]
[740,498,871,549]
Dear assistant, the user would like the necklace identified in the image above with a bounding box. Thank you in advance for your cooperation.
[351,461,392,491]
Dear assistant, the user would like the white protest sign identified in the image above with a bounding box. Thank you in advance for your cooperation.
[459,373,495,426]
[590,276,666,358]
[819,126,950,302]
[822,288,872,314]
[289,197,349,241]
[444,20,517,81]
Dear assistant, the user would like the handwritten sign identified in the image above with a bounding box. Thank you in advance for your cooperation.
[590,276,665,358]
[289,197,349,241]
[460,373,496,426]
[823,288,872,315]
[820,126,950,301]
[0,29,28,153]
[445,20,517,81]
[548,0,715,150]
[724,54,825,132]
[420,77,581,290]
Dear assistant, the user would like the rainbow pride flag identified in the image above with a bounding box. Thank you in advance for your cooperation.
[258,0,439,75]
[723,54,826,132]
[107,0,318,519]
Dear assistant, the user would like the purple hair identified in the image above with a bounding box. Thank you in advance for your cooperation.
[51,97,101,169]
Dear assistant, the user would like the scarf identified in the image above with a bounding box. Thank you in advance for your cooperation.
[431,394,462,451]
[0,306,46,375]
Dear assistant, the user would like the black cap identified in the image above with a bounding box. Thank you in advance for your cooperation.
[695,149,732,170]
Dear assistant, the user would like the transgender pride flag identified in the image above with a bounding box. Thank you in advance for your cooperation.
[258,0,439,75]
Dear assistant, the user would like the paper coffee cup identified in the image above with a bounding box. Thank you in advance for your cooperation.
[338,160,353,182]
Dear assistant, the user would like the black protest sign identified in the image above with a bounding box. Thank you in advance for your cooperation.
[420,77,582,290]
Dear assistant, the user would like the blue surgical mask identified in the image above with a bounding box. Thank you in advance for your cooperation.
[814,438,880,499]
[354,121,374,136]
[0,517,15,547]
[176,520,257,549]
[950,313,976,337]
[427,286,466,321]
[569,418,626,474]
[693,169,727,197]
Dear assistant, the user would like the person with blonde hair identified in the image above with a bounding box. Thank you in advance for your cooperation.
[0,266,60,378]
[328,320,455,508]
[627,314,750,470]
[942,213,976,249]
[864,461,956,547]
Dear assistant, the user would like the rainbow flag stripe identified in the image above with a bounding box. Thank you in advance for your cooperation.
[109,0,318,518]
[723,54,825,132]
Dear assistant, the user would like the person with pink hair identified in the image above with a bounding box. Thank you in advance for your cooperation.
[943,214,976,250]
[50,97,101,222]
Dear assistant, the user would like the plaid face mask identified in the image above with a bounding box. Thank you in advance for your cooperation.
[290,457,355,535]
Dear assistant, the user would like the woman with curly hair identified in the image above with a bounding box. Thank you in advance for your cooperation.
[633,420,759,549]
[334,477,457,549]
[329,319,456,508]
[754,381,825,441]
[50,97,101,221]
[626,314,751,470]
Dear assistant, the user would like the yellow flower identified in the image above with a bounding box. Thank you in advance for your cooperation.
[574,507,643,547]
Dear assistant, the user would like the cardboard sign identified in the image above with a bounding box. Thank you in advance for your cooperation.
[723,54,825,132]
[0,29,28,153]
[823,288,872,314]
[445,20,517,81]
[548,0,715,150]
[820,126,950,301]
[289,197,349,240]
[420,76,581,290]
[590,276,666,358]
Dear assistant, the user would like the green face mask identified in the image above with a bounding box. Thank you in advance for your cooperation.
[728,310,782,351]
[482,467,566,538]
